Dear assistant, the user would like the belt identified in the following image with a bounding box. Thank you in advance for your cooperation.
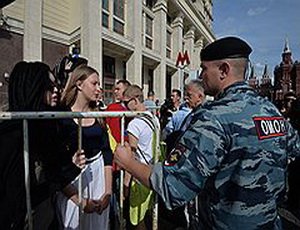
[85,151,102,164]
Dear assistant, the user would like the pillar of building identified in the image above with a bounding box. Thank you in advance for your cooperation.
[194,37,204,70]
[153,0,167,100]
[23,0,42,61]
[171,13,184,90]
[184,27,195,69]
[80,0,102,83]
[126,0,143,85]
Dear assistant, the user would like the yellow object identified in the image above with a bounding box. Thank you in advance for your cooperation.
[129,115,161,225]
[107,125,117,152]
[129,180,153,226]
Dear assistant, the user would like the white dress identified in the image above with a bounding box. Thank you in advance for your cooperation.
[56,153,109,230]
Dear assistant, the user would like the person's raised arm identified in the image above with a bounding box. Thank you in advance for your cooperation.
[114,142,152,188]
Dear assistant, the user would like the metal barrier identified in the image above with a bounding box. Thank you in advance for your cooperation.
[0,111,161,230]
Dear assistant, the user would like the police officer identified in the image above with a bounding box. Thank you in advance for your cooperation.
[114,36,300,229]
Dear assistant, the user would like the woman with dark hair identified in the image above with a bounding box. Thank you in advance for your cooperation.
[8,61,59,111]
[56,65,112,230]
[0,61,60,229]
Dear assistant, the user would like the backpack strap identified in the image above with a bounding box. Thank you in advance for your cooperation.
[135,114,160,163]
[136,145,150,165]
[137,115,155,132]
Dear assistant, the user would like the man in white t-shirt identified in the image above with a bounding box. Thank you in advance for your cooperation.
[123,85,159,165]
[122,84,159,229]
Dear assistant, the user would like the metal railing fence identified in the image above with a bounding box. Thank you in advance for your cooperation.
[0,111,161,230]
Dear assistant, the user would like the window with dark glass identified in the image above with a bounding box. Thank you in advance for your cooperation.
[113,0,125,35]
[102,0,109,28]
[166,30,172,58]
[103,55,115,75]
[113,19,124,35]
[102,0,109,11]
[103,56,116,104]
[145,15,153,36]
[145,14,153,49]
[148,69,154,92]
[145,38,152,49]
[145,0,157,9]
[114,0,124,20]
[102,13,109,28]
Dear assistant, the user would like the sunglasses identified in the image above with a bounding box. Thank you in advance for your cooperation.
[123,97,136,108]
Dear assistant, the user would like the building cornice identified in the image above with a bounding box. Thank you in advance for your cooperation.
[102,28,135,52]
[175,0,215,42]
[5,16,78,45]
[171,14,184,29]
[152,0,168,14]
[142,48,161,63]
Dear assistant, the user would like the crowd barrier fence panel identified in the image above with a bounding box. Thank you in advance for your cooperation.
[0,111,161,230]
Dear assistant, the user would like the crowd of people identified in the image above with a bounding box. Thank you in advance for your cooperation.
[114,36,300,230]
[0,36,300,230]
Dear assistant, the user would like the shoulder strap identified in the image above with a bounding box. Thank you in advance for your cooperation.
[136,146,150,165]
[135,114,160,163]
[137,116,155,132]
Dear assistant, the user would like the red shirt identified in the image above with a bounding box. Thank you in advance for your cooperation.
[106,102,127,143]
[106,102,129,171]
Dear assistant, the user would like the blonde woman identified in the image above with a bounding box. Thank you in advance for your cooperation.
[56,65,112,229]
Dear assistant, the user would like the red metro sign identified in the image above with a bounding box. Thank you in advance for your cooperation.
[176,50,190,68]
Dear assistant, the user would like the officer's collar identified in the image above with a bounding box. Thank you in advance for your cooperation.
[191,102,203,113]
[215,81,252,100]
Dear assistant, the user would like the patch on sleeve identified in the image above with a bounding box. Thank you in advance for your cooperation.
[164,144,186,166]
[253,116,286,140]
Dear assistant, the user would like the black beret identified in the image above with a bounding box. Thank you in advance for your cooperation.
[200,36,252,61]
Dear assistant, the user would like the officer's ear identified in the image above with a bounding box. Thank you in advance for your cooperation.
[218,61,230,80]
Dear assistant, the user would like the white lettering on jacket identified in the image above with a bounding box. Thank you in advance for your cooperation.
[253,117,286,140]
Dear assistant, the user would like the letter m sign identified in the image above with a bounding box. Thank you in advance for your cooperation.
[176,50,190,68]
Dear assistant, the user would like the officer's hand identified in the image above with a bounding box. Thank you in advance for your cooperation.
[114,142,135,170]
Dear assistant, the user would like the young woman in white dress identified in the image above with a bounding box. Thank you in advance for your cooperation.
[56,65,112,230]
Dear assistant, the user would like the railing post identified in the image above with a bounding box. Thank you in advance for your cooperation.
[152,114,160,230]
[77,118,83,230]
[23,119,33,230]
[120,115,125,229]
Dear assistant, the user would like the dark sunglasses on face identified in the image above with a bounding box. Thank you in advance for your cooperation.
[123,97,136,108]
[46,81,59,93]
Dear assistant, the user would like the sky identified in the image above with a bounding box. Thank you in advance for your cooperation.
[213,0,300,79]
